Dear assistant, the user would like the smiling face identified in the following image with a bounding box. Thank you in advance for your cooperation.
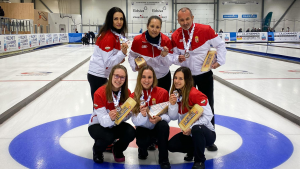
[173,71,185,90]
[113,12,124,30]
[147,18,161,38]
[177,10,194,30]
[111,68,126,91]
[141,69,154,90]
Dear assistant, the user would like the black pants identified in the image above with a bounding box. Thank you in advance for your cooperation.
[157,70,171,93]
[88,122,135,154]
[168,125,216,163]
[193,70,215,126]
[87,73,108,102]
[136,120,169,163]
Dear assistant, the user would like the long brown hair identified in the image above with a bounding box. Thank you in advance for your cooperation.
[105,65,129,103]
[170,67,194,111]
[132,65,158,115]
[96,7,128,41]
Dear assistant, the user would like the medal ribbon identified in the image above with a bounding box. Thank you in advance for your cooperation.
[140,87,153,106]
[112,89,121,109]
[145,33,164,51]
[182,23,195,54]
[111,30,128,43]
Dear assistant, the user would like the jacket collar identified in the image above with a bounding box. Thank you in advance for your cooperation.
[182,22,194,34]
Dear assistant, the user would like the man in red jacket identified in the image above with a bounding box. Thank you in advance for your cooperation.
[171,7,227,158]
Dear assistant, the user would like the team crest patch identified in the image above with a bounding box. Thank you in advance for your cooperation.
[94,104,98,107]
[105,46,110,50]
[152,98,156,105]
[201,99,206,104]
[179,39,183,42]
[195,36,199,43]
[142,45,148,48]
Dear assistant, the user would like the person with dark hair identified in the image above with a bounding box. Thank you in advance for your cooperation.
[130,65,171,169]
[90,31,96,44]
[87,7,128,102]
[128,15,173,93]
[87,7,129,153]
[88,65,135,164]
[170,7,226,154]
[0,6,5,17]
[81,33,89,45]
[168,67,216,169]
[87,31,91,43]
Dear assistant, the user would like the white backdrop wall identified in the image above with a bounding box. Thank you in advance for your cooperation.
[32,0,300,34]
[265,0,300,32]
[82,0,126,33]
[173,0,216,31]
[35,0,80,14]
[48,13,81,33]
[219,0,262,32]
[127,0,172,34]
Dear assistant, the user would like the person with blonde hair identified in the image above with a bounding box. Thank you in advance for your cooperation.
[168,67,216,169]
[130,65,171,169]
[88,65,135,164]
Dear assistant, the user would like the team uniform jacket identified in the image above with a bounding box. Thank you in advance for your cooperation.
[128,32,174,79]
[130,86,171,130]
[88,30,126,78]
[168,87,215,132]
[171,23,227,76]
[89,85,132,128]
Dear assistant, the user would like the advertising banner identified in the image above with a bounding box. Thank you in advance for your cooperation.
[53,34,59,43]
[241,14,257,18]
[236,32,267,42]
[223,14,238,18]
[131,1,171,21]
[274,32,298,42]
[0,33,69,54]
[18,35,30,50]
[218,33,230,42]
[39,34,46,46]
[0,36,3,53]
[4,35,17,52]
[30,34,39,47]
[59,33,68,43]
[46,34,53,45]
[223,14,257,19]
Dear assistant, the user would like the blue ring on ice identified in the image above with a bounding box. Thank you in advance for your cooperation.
[9,114,293,169]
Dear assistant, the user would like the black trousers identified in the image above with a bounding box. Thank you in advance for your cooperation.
[168,125,216,163]
[136,120,170,163]
[88,122,135,154]
[157,70,171,93]
[87,73,107,102]
[193,70,215,126]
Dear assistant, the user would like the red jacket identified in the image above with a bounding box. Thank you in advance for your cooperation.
[128,32,173,79]
[129,86,169,107]
[88,30,126,78]
[171,23,226,76]
[89,85,131,127]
